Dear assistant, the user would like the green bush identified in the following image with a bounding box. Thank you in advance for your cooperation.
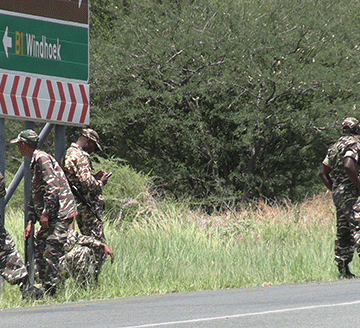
[92,154,153,222]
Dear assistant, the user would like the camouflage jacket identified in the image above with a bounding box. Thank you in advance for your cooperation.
[63,143,105,205]
[63,229,101,252]
[0,172,5,199]
[28,150,77,224]
[322,134,360,190]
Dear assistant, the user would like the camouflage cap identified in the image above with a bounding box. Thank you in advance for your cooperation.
[82,128,102,151]
[342,117,359,129]
[10,129,39,145]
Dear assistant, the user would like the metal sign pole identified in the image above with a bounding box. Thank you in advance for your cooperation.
[0,119,4,291]
[55,125,66,164]
[23,121,35,283]
[0,118,5,224]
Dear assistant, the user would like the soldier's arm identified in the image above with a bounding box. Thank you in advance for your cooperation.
[37,154,59,222]
[24,200,39,241]
[69,155,103,193]
[74,230,102,248]
[344,157,360,194]
[68,229,114,263]
[26,199,39,224]
[319,164,333,191]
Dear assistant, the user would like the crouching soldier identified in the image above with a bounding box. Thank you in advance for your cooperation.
[59,219,114,286]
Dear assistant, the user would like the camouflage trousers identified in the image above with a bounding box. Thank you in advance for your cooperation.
[34,218,71,289]
[333,188,360,265]
[0,224,28,285]
[59,245,97,285]
[76,203,106,280]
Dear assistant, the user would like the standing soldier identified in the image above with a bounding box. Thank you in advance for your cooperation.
[63,128,112,283]
[319,117,360,279]
[0,171,43,300]
[11,129,78,296]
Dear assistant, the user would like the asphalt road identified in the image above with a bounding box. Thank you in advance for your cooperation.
[2,280,360,328]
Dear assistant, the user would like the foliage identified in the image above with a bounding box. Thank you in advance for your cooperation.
[4,170,25,210]
[89,0,360,209]
[91,154,152,222]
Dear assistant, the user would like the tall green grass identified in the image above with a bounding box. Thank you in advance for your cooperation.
[0,192,343,309]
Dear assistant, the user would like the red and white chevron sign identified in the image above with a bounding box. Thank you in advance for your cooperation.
[0,73,89,126]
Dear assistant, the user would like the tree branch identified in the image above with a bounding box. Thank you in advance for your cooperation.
[195,12,217,33]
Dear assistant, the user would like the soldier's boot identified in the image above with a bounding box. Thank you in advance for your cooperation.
[44,284,57,297]
[345,265,357,279]
[19,275,44,300]
[338,262,357,279]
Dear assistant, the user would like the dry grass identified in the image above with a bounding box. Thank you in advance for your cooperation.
[121,191,336,251]
[180,191,335,231]
[115,187,336,234]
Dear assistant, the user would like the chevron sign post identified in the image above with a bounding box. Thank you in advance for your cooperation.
[0,0,89,126]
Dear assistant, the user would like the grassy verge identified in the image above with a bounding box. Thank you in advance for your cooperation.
[0,191,345,309]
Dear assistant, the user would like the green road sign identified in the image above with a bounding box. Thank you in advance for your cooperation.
[1,12,89,82]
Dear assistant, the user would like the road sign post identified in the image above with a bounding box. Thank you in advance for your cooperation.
[0,0,90,284]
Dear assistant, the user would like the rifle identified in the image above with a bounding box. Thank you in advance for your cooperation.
[69,182,102,222]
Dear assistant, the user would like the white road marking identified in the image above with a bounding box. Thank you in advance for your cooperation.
[118,299,360,327]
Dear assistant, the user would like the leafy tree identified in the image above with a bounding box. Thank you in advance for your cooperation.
[90,0,360,209]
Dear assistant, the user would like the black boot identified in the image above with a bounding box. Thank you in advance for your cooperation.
[44,284,57,297]
[338,262,357,279]
[345,265,357,279]
[19,275,44,300]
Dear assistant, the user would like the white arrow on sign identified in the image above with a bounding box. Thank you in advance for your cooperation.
[2,26,12,58]
[78,0,82,8]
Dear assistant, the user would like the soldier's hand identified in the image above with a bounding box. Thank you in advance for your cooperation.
[95,170,108,186]
[100,174,108,186]
[24,221,33,241]
[94,170,105,180]
[100,242,114,264]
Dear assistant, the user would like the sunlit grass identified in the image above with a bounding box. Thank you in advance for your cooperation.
[0,191,343,309]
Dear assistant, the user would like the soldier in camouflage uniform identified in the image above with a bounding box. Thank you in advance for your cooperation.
[63,129,112,283]
[0,172,43,299]
[59,219,114,285]
[319,117,360,279]
[12,129,77,296]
